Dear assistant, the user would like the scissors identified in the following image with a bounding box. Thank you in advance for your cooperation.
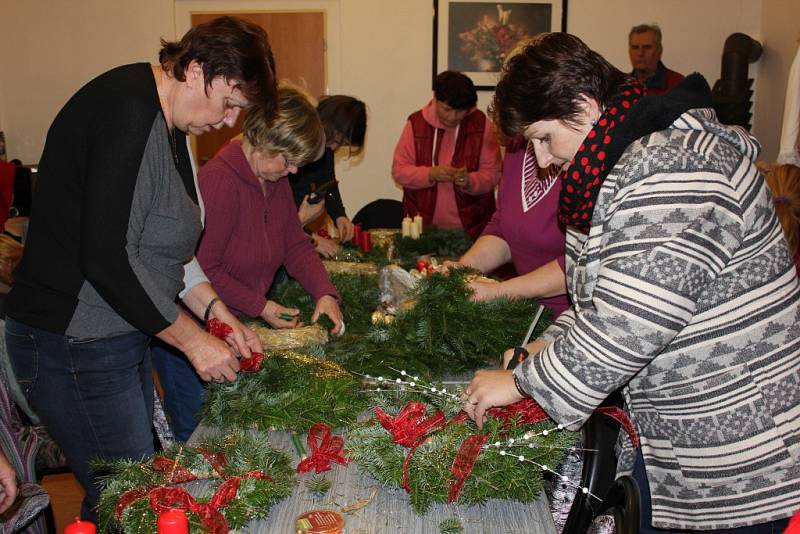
[506,306,544,370]
[307,180,338,205]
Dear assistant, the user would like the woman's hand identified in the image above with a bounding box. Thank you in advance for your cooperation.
[208,300,261,358]
[311,295,345,336]
[183,331,240,382]
[468,280,501,302]
[298,195,326,225]
[429,166,455,183]
[336,216,355,242]
[312,233,341,258]
[0,451,17,514]
[452,167,470,190]
[261,300,303,329]
[435,260,466,274]
[462,369,523,430]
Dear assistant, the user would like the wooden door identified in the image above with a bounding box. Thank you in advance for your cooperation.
[191,12,326,165]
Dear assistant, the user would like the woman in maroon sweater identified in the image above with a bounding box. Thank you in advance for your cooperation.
[153,83,343,440]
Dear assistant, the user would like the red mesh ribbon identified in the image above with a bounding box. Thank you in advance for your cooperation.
[196,448,228,477]
[448,433,489,502]
[239,352,264,372]
[375,402,447,491]
[296,423,350,474]
[115,469,270,527]
[205,318,264,373]
[205,318,233,338]
[596,406,639,448]
[115,487,148,519]
[152,457,198,484]
[486,398,551,427]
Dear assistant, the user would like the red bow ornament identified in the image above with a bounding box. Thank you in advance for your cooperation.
[375,402,447,491]
[205,318,264,373]
[296,423,349,474]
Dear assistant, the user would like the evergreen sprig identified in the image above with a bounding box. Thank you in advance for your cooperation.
[346,395,576,514]
[330,271,549,376]
[200,352,368,432]
[95,431,294,533]
[439,517,464,533]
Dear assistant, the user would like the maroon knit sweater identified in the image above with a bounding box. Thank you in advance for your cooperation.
[196,140,338,317]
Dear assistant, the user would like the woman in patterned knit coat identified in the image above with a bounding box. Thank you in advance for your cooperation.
[463,33,800,532]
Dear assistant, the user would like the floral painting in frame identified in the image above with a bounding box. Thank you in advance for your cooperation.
[433,0,567,90]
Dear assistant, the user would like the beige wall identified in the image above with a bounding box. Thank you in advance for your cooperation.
[752,0,800,161]
[0,0,174,162]
[0,0,794,215]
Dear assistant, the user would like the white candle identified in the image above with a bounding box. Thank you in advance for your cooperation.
[401,217,412,238]
[410,221,420,239]
[413,215,423,236]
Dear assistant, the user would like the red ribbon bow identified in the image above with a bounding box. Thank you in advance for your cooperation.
[375,402,448,491]
[296,423,350,474]
[149,478,240,534]
[116,471,269,532]
[205,318,264,372]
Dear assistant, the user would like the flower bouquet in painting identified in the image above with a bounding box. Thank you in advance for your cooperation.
[458,4,529,72]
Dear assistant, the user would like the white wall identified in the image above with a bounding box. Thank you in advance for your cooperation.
[0,0,793,216]
[751,0,800,161]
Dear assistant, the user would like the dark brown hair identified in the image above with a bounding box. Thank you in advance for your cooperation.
[317,95,367,155]
[490,33,630,137]
[159,17,277,116]
[433,71,477,110]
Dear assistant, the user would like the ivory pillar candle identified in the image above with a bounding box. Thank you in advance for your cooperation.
[401,217,412,237]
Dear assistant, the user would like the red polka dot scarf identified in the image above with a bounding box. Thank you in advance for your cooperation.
[559,81,645,232]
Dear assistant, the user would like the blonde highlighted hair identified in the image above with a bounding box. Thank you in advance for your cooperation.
[243,81,325,167]
[764,164,800,256]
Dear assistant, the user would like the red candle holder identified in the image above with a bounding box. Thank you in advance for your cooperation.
[157,508,189,534]
[64,517,96,534]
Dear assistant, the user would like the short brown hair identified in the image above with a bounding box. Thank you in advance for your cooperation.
[243,82,325,168]
[159,17,277,116]
[490,33,630,137]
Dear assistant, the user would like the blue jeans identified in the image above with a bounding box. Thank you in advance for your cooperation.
[150,340,205,442]
[4,319,155,521]
[632,448,790,533]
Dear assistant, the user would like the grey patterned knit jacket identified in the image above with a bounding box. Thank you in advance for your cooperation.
[515,108,800,530]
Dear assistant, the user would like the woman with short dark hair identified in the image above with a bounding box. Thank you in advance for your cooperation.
[392,70,501,240]
[3,16,274,519]
[463,33,800,532]
[291,95,367,256]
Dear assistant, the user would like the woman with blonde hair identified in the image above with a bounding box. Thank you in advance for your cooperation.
[765,164,800,273]
[152,83,344,440]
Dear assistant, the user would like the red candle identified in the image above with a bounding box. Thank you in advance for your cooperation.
[362,231,372,252]
[64,517,96,534]
[353,224,363,250]
[157,508,189,534]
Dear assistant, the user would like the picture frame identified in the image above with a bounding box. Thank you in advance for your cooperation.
[433,0,568,90]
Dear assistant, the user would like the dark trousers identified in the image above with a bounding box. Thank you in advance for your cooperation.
[632,448,790,533]
[150,340,205,442]
[5,319,155,521]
